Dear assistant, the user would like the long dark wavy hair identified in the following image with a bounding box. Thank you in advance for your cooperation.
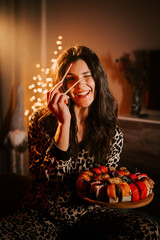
[42,46,118,165]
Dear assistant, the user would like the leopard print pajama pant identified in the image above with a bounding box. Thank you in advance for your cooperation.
[0,205,159,240]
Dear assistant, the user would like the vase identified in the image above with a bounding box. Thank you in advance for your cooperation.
[130,87,142,115]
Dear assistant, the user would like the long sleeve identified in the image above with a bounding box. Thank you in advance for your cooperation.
[105,126,123,168]
[28,110,72,181]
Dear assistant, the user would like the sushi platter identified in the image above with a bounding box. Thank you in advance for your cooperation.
[76,166,155,209]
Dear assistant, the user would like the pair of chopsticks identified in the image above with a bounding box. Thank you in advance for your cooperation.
[50,62,84,98]
[43,63,83,116]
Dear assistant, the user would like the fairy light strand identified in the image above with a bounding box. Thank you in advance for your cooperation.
[24,36,63,119]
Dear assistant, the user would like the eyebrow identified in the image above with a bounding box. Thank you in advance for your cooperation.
[67,71,91,76]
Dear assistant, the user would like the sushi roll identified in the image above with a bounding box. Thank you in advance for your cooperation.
[108,166,116,172]
[90,180,101,186]
[102,173,110,181]
[119,167,127,171]
[135,181,148,200]
[147,178,155,189]
[111,171,120,177]
[94,173,110,181]
[141,178,152,196]
[129,183,140,202]
[98,166,109,173]
[76,172,93,192]
[83,170,94,177]
[94,174,104,181]
[137,173,148,180]
[116,169,130,176]
[107,177,123,184]
[91,167,102,175]
[121,176,133,184]
[89,183,101,199]
[96,184,108,201]
[128,173,138,182]
[116,183,132,202]
[107,184,118,203]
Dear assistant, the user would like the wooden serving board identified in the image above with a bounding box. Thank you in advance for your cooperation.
[77,192,154,209]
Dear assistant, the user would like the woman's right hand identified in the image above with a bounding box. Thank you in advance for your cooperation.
[47,81,71,124]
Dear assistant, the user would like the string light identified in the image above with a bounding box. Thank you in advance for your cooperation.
[30,96,36,102]
[37,75,42,81]
[36,64,40,68]
[25,36,63,119]
[56,40,62,45]
[28,84,35,89]
[24,109,29,116]
[33,89,37,93]
[45,68,50,74]
[42,83,47,87]
[58,46,62,50]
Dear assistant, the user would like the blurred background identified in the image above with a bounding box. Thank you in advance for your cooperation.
[0,0,160,175]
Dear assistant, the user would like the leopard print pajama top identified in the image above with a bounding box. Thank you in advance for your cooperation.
[26,109,123,220]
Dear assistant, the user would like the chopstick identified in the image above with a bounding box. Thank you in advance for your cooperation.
[60,63,72,83]
[49,63,72,102]
[64,77,83,94]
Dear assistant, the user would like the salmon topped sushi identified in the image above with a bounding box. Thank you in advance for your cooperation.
[98,166,109,173]
[140,178,153,196]
[107,184,118,203]
[135,181,148,200]
[129,183,140,202]
[116,183,132,202]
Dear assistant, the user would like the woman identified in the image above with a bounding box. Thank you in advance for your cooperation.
[0,46,159,239]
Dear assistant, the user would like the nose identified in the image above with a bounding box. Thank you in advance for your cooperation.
[77,77,86,87]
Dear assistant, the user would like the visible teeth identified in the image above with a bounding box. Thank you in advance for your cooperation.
[77,91,89,96]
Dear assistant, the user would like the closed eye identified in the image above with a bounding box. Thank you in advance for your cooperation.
[65,76,76,83]
[83,74,92,79]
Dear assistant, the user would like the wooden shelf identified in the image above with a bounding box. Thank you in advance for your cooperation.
[118,110,160,125]
[118,116,160,125]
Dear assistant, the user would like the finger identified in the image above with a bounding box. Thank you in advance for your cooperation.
[51,81,63,94]
[47,90,55,105]
[64,98,69,105]
[57,95,70,113]
[49,82,63,102]
[48,92,62,110]
[58,94,70,105]
[47,81,62,103]
[51,92,63,106]
[51,93,69,108]
[47,90,51,104]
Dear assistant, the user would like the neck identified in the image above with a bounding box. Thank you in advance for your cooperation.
[74,105,88,143]
[74,105,88,123]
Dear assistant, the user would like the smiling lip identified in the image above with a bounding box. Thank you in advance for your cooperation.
[75,90,90,97]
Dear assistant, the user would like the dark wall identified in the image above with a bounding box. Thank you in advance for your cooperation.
[147,51,160,110]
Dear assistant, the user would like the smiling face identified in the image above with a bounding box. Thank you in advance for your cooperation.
[65,59,96,108]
